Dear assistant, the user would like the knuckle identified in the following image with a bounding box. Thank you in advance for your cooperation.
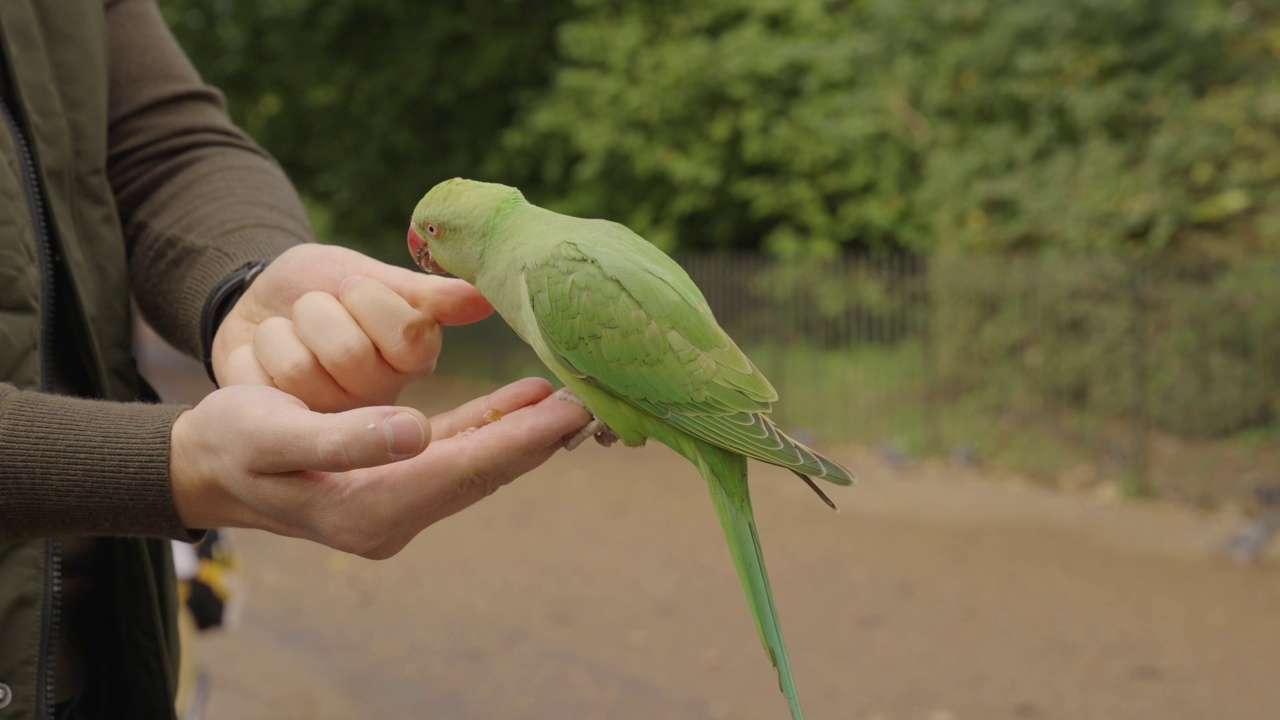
[456,470,502,499]
[314,425,358,468]
[277,352,316,385]
[339,274,373,299]
[326,336,371,373]
[455,447,511,499]
[399,315,427,344]
[380,337,416,369]
[380,319,438,375]
[293,290,333,316]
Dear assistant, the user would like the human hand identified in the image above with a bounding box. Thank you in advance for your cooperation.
[170,377,590,558]
[211,244,493,412]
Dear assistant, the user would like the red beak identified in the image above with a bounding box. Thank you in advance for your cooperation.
[406,225,446,274]
[407,224,425,258]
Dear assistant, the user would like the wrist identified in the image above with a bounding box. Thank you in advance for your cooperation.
[169,409,211,529]
[200,259,272,387]
[169,407,250,531]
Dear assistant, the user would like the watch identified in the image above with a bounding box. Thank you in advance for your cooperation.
[199,259,271,386]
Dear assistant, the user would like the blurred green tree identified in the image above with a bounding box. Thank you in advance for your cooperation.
[160,0,571,259]
[505,0,1280,257]
[164,0,1280,259]
[503,0,924,257]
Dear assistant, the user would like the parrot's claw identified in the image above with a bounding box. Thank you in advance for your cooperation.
[556,388,620,450]
[563,416,619,450]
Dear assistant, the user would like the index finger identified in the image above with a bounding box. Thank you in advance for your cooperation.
[427,377,561,439]
[400,273,494,327]
[338,276,441,375]
[378,385,593,522]
[318,251,493,327]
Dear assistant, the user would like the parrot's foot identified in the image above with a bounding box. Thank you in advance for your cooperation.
[555,387,621,450]
[564,417,619,450]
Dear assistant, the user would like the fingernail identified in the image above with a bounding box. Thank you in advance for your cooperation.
[384,412,426,456]
[339,274,365,296]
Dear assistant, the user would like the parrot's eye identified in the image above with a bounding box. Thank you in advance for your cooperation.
[425,222,440,238]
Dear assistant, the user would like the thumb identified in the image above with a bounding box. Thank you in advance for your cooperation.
[403,275,494,326]
[334,248,492,321]
[254,401,431,474]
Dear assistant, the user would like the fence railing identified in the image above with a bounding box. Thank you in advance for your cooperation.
[436,253,1280,506]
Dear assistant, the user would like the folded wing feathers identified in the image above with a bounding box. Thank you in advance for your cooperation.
[651,402,852,485]
[528,248,852,485]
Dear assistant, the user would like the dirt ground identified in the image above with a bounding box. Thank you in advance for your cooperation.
[138,329,1280,720]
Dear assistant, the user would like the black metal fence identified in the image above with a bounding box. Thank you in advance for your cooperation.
[437,254,1280,505]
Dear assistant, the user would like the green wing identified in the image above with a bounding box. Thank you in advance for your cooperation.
[524,224,851,485]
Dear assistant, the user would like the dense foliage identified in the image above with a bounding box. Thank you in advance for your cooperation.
[160,0,571,257]
[162,0,1280,451]
[930,255,1280,438]
[165,0,1280,259]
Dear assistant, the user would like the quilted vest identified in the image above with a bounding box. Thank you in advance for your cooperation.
[0,3,179,719]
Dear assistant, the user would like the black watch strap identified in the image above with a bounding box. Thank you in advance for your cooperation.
[200,259,271,387]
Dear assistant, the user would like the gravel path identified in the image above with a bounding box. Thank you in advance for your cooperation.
[138,330,1280,720]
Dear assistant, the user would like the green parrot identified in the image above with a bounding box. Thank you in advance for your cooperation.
[407,178,853,719]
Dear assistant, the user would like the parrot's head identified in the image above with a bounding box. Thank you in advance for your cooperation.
[408,178,525,283]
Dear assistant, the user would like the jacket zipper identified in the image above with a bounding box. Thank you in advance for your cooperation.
[1,88,62,720]
[38,539,61,720]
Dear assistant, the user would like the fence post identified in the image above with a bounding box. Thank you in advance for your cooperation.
[921,255,943,455]
[1127,259,1151,497]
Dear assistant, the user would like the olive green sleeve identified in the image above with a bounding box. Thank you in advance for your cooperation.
[0,383,197,540]
[105,0,312,357]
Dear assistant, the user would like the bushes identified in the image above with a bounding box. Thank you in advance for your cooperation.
[1143,259,1280,436]
[501,0,925,256]
[930,254,1280,438]
[165,0,1280,258]
[160,0,572,259]
[161,1,1280,444]
[505,0,1280,257]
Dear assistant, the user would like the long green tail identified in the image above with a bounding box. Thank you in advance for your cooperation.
[694,441,804,720]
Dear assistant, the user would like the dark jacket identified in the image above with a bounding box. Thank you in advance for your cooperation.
[0,1,308,717]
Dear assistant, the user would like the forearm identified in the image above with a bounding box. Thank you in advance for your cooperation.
[106,0,310,357]
[0,383,194,540]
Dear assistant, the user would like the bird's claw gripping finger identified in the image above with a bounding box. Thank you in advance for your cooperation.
[555,388,620,450]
